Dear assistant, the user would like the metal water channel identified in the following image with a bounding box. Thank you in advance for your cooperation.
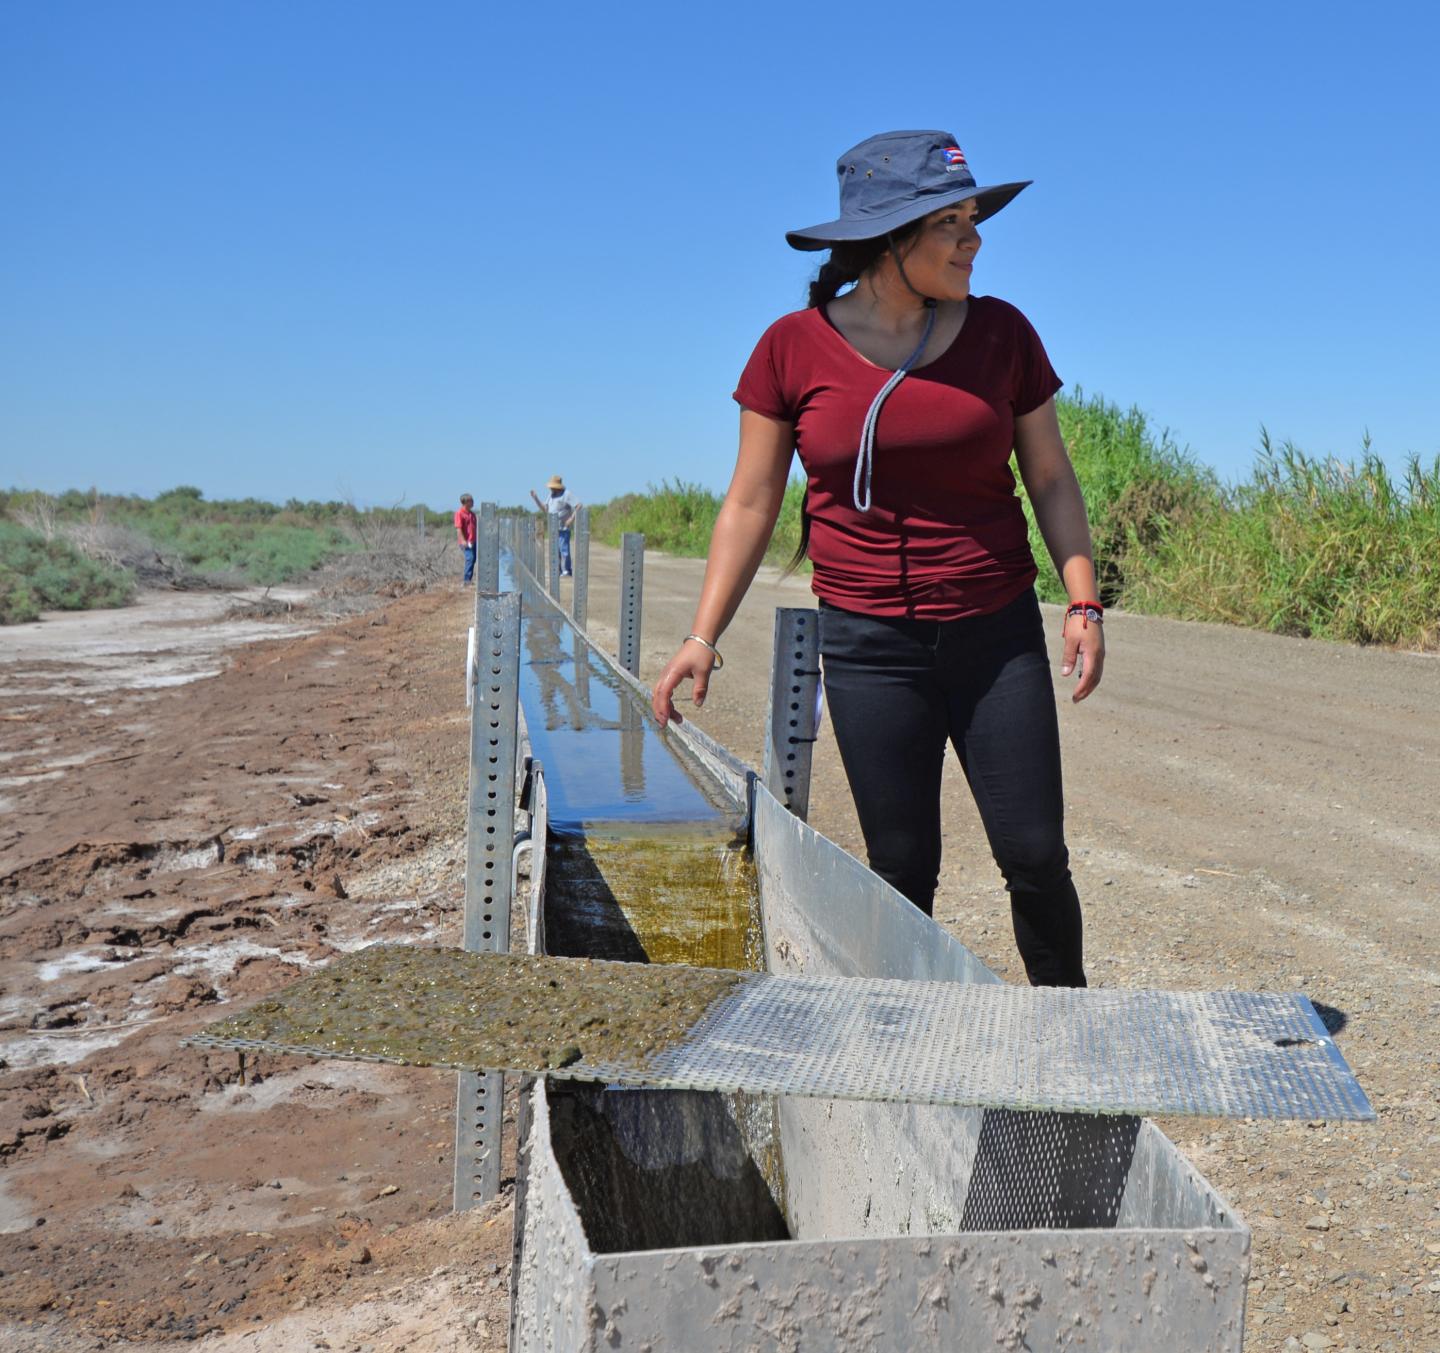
[493,527,1253,1352]
[507,552,755,966]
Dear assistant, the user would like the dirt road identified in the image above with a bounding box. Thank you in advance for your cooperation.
[2,548,1437,1352]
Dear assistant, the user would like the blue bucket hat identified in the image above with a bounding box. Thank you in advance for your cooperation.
[786,130,1032,251]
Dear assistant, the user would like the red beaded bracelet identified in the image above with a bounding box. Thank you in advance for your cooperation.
[1063,600,1105,630]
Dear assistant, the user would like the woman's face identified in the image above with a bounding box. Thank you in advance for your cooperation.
[897,200,981,302]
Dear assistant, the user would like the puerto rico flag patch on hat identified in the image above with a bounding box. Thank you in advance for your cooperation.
[941,145,968,171]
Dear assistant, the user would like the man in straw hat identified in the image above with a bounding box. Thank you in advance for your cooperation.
[530,475,582,577]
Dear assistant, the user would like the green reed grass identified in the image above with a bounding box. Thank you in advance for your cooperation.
[1023,388,1216,606]
[1125,433,1440,648]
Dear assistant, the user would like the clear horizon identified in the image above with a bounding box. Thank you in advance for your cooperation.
[3,1,1436,512]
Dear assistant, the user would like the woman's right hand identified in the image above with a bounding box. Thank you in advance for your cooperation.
[652,640,717,727]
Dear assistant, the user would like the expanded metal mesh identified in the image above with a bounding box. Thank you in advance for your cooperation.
[191,947,1372,1122]
[959,1108,1143,1230]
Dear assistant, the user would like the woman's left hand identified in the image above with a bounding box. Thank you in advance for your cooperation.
[1061,613,1105,702]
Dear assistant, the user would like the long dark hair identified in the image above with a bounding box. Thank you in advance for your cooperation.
[785,224,923,574]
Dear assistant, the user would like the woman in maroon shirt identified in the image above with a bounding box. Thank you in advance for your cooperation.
[652,130,1104,987]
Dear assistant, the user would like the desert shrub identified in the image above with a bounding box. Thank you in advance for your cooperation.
[0,574,42,624]
[152,520,352,586]
[3,486,379,587]
[0,522,135,622]
[63,520,209,590]
[314,513,456,596]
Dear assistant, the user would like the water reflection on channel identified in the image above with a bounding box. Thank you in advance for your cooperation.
[506,562,730,832]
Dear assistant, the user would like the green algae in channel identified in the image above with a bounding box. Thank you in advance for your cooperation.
[544,827,760,970]
[195,945,747,1073]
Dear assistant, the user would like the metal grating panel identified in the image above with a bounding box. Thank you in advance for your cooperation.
[193,947,1373,1122]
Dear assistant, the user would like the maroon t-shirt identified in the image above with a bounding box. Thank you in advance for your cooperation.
[733,295,1062,620]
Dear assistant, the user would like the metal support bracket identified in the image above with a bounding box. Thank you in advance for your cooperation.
[477,501,499,593]
[454,590,520,1210]
[618,532,644,677]
[521,514,533,581]
[571,505,590,630]
[762,607,821,820]
[547,512,560,594]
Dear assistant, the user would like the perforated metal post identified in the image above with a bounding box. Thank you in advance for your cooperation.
[571,505,589,629]
[476,501,499,593]
[618,532,644,677]
[762,607,820,820]
[454,590,520,1210]
[547,512,560,594]
[473,537,485,631]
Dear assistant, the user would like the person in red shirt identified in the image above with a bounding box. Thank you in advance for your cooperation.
[455,494,477,584]
[652,130,1105,988]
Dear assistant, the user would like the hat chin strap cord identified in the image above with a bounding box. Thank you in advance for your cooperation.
[852,257,938,513]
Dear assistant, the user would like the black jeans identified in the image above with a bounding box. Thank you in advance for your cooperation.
[819,588,1086,987]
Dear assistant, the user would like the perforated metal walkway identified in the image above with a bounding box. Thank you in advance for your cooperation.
[191,946,1374,1122]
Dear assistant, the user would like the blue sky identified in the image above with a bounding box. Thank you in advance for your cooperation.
[3,1,1436,511]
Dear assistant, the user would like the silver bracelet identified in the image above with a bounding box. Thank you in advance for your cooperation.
[684,634,724,669]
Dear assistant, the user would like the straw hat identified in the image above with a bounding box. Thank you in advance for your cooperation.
[546,474,565,490]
